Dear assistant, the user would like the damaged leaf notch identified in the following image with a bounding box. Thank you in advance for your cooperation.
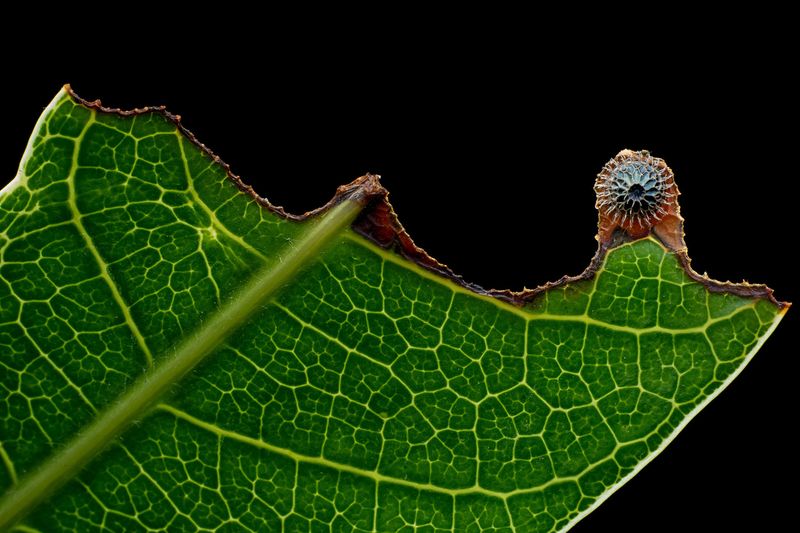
[355,148,783,306]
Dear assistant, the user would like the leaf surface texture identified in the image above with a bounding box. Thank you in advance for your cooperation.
[0,89,785,532]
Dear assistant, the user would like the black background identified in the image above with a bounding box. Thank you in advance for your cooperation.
[2,33,796,531]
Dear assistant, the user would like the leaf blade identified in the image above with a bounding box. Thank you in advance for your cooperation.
[0,88,787,532]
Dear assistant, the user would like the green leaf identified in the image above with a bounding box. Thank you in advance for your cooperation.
[0,87,787,532]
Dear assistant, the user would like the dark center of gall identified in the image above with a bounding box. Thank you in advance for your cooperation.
[595,150,677,232]
[628,183,645,201]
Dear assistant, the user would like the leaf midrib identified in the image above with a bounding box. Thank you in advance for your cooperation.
[0,181,366,530]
